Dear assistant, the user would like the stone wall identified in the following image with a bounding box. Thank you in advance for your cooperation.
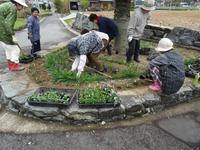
[72,13,200,49]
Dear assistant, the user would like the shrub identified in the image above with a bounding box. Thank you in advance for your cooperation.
[80,0,90,10]
[54,0,69,14]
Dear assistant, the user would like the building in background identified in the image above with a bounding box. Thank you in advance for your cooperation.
[69,0,114,11]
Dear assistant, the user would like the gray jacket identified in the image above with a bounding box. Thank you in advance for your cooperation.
[127,8,150,40]
[150,50,185,95]
[27,15,40,42]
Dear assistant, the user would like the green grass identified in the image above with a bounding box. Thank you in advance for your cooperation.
[14,18,26,31]
[64,18,74,27]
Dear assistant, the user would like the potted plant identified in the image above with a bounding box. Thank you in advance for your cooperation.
[78,87,121,108]
[28,87,77,107]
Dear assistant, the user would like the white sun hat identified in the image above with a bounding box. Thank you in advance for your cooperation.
[13,0,28,7]
[155,38,174,52]
[141,0,155,11]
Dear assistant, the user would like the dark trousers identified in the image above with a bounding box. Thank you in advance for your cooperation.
[126,39,140,62]
[106,37,114,55]
[31,40,41,55]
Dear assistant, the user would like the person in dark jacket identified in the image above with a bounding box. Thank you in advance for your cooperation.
[89,13,119,55]
[27,7,40,57]
[148,38,185,95]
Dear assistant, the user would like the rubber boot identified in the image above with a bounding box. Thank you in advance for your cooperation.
[9,63,24,71]
[149,81,161,92]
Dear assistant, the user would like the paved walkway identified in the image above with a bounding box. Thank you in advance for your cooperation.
[15,13,75,51]
[0,101,199,150]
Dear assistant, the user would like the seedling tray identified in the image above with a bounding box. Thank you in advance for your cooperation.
[28,87,77,107]
[77,92,120,109]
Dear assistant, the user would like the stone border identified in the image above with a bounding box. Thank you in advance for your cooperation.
[1,81,200,124]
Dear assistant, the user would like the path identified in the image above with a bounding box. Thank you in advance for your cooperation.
[15,13,75,51]
[0,101,199,150]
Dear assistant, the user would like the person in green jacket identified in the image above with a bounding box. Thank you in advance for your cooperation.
[0,0,28,71]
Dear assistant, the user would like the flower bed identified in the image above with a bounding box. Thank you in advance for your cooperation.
[78,87,121,108]
[28,87,77,107]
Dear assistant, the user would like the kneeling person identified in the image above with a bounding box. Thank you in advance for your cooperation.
[68,31,109,78]
[148,38,185,95]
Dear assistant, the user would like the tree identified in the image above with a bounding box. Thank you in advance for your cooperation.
[114,0,131,52]
[54,0,69,14]
[80,0,90,10]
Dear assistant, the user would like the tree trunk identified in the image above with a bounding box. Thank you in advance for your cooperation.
[114,0,131,53]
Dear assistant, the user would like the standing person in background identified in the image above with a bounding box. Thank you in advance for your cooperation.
[127,0,155,63]
[89,13,119,55]
[27,7,41,58]
[0,0,28,71]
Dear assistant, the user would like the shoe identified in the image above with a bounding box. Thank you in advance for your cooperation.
[9,63,25,71]
[149,81,161,92]
[134,58,140,63]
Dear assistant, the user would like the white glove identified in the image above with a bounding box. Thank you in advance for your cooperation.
[12,36,17,43]
[128,36,133,42]
[76,71,82,78]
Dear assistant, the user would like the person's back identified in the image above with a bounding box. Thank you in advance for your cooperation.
[0,2,17,45]
[98,16,119,39]
[150,50,185,95]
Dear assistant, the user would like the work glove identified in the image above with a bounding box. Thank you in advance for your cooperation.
[76,71,82,78]
[128,36,133,42]
[12,36,17,44]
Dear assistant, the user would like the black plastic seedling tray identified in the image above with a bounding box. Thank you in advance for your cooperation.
[77,92,120,109]
[28,87,77,107]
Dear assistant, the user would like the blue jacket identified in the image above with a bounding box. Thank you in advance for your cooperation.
[27,15,40,42]
[98,16,119,39]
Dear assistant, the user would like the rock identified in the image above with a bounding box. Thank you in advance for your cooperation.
[62,103,99,123]
[142,93,161,107]
[153,30,165,38]
[23,102,60,118]
[194,41,200,47]
[179,36,194,46]
[0,85,8,105]
[98,105,125,121]
[121,96,143,115]
[12,89,37,106]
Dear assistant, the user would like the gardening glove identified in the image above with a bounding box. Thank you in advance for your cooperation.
[71,56,80,72]
[12,36,18,44]
[77,55,87,72]
[128,36,133,42]
[76,71,82,78]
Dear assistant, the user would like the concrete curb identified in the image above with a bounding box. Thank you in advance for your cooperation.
[59,17,80,36]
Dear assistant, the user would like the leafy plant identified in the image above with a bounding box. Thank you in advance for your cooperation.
[79,87,120,105]
[28,90,70,104]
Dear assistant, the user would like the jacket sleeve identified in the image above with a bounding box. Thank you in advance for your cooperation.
[71,56,80,71]
[77,55,87,72]
[127,13,138,37]
[27,17,33,34]
[4,7,17,35]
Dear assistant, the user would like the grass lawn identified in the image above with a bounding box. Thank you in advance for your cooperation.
[64,18,75,27]
[14,18,26,31]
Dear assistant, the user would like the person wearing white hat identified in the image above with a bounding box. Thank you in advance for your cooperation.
[0,0,27,71]
[148,38,185,95]
[68,31,109,78]
[127,0,155,63]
